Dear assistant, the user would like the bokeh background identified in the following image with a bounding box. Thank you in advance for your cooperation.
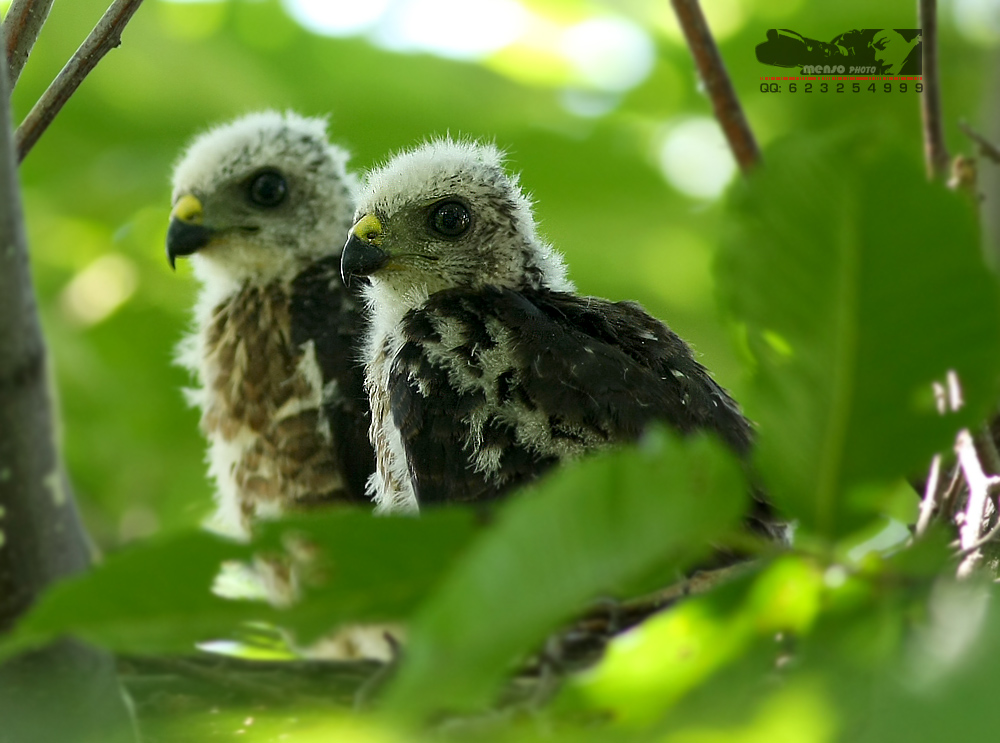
[6,0,997,550]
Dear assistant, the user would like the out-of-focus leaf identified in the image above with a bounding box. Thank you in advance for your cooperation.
[849,578,998,743]
[252,508,480,645]
[0,509,479,660]
[719,133,1000,538]
[662,683,839,743]
[571,556,823,725]
[0,530,256,661]
[384,431,748,718]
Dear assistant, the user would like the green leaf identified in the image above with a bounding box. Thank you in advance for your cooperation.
[0,509,479,660]
[384,430,748,719]
[719,133,1000,537]
[0,530,256,661]
[252,508,480,645]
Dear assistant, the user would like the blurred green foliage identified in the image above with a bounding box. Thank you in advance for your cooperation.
[5,0,1000,740]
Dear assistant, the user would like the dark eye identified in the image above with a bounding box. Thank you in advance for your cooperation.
[248,169,288,208]
[429,200,471,238]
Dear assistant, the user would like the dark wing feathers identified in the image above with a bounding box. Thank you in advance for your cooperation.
[523,292,753,455]
[389,344,512,505]
[389,285,753,506]
[289,256,375,503]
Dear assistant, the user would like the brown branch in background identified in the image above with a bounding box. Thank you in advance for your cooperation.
[2,0,55,89]
[670,0,761,173]
[0,19,91,635]
[14,0,144,163]
[919,0,950,180]
[0,39,138,743]
[959,120,1000,164]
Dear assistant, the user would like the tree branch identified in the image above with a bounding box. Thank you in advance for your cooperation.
[2,0,55,89]
[0,14,91,635]
[919,0,950,180]
[14,0,144,163]
[955,429,1000,577]
[959,120,1000,164]
[916,454,943,537]
[0,44,137,743]
[670,0,761,173]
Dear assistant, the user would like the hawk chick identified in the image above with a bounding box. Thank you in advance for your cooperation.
[341,139,756,515]
[169,111,374,537]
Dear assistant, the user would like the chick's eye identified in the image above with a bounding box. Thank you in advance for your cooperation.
[430,201,471,237]
[248,169,288,208]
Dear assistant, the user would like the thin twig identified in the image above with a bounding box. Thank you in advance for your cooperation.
[958,120,1000,165]
[670,0,761,173]
[919,0,950,180]
[940,460,965,518]
[957,519,1000,559]
[1,0,54,89]
[916,454,942,537]
[13,0,145,163]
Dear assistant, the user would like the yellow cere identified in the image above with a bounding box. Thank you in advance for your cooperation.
[353,213,384,245]
[171,194,204,224]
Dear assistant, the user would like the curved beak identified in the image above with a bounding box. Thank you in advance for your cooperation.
[341,213,390,285]
[166,194,215,269]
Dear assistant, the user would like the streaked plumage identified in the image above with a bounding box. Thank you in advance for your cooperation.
[341,140,765,524]
[168,111,374,537]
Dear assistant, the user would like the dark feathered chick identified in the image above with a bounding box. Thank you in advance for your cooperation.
[342,140,763,525]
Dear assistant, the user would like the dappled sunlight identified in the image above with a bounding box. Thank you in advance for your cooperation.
[952,0,1000,45]
[657,117,738,200]
[664,684,838,743]
[59,252,140,327]
[371,0,529,60]
[282,0,391,37]
[644,0,751,44]
[560,16,656,92]
[155,0,659,104]
[575,599,754,724]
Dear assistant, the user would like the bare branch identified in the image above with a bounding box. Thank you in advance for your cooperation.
[14,0,144,163]
[955,429,1000,576]
[957,518,1000,559]
[0,15,92,633]
[919,0,950,180]
[2,0,55,89]
[916,454,943,537]
[0,46,139,743]
[959,120,1000,164]
[670,0,761,173]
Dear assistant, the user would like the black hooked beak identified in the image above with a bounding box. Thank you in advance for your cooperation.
[341,213,390,286]
[166,194,215,270]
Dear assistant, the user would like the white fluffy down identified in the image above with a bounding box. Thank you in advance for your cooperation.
[172,109,359,288]
[357,137,572,294]
[172,110,343,204]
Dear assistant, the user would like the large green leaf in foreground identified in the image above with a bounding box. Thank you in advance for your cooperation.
[385,431,747,718]
[720,134,1000,537]
[0,509,478,660]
